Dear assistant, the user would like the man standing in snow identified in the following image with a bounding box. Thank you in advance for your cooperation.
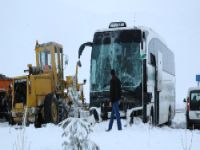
[106,69,122,131]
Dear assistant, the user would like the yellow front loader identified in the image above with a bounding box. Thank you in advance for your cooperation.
[10,41,85,127]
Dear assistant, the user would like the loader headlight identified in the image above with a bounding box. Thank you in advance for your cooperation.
[12,112,17,117]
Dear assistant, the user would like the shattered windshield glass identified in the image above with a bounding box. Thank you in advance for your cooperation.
[91,30,142,92]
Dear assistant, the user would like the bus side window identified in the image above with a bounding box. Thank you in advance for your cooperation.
[150,53,156,66]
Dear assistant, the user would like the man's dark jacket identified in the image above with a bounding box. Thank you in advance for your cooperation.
[110,76,121,102]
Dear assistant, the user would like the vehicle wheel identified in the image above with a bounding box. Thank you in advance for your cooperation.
[4,113,10,122]
[58,101,64,121]
[167,108,172,126]
[149,108,154,126]
[44,94,60,124]
[0,97,7,120]
[4,97,11,121]
[101,112,108,120]
[186,119,191,129]
[90,109,99,122]
[8,115,15,125]
[34,112,42,128]
[130,112,134,124]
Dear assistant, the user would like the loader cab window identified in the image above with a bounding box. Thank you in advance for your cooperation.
[39,49,52,71]
[55,48,63,73]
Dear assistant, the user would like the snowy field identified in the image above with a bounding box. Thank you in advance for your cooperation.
[0,111,200,150]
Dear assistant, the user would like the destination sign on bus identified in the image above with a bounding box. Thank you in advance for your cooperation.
[109,22,127,28]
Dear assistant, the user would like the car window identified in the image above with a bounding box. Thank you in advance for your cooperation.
[190,91,200,102]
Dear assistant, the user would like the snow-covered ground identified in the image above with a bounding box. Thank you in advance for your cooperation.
[0,111,200,150]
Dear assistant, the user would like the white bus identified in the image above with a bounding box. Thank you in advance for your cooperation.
[79,22,175,125]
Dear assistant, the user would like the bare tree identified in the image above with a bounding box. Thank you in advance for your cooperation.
[60,117,100,150]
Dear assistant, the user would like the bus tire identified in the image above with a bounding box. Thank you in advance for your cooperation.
[130,111,134,124]
[167,107,172,126]
[90,109,99,122]
[149,108,154,126]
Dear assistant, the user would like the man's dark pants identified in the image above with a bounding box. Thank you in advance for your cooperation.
[108,100,122,130]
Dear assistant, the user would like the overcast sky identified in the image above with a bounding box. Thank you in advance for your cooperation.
[0,0,200,106]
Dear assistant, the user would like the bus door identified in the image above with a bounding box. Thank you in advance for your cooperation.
[155,51,163,124]
[150,53,156,125]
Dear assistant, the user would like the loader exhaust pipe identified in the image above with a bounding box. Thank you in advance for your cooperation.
[78,42,93,59]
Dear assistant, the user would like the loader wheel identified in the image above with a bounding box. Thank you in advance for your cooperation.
[44,94,60,124]
[4,98,11,121]
[8,115,15,125]
[34,112,42,128]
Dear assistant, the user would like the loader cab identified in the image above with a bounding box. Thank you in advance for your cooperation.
[35,42,64,85]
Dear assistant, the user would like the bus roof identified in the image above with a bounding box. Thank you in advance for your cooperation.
[95,26,168,47]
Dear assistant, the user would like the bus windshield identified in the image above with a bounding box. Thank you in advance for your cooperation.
[91,30,142,92]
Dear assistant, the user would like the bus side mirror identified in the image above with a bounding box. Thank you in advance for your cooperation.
[78,42,93,59]
[77,60,82,67]
[183,98,186,102]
